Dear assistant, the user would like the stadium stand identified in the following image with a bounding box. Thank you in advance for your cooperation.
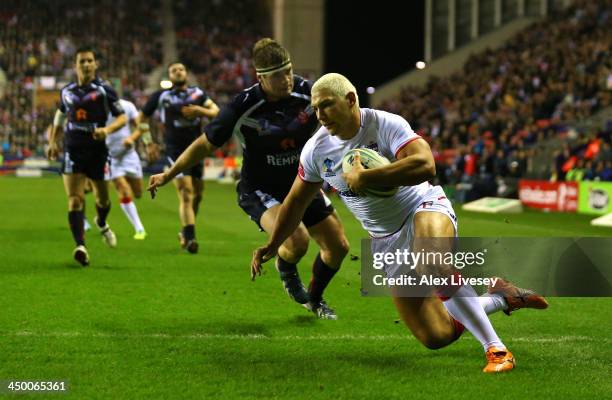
[379,0,611,194]
[0,0,163,160]
[174,0,270,106]
[0,0,269,163]
[2,0,608,187]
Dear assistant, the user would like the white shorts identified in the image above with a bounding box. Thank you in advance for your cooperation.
[106,150,143,180]
[371,185,457,279]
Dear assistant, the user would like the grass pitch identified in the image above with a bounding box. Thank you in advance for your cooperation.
[0,177,611,399]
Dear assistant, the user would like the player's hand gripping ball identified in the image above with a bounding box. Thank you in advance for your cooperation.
[341,148,398,197]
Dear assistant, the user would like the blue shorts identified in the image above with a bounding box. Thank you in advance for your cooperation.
[62,145,108,181]
[236,180,334,230]
[163,149,204,180]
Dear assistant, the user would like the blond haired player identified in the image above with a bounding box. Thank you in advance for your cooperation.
[251,73,548,373]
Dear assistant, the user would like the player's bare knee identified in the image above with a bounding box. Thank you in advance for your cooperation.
[415,261,452,281]
[289,240,309,259]
[68,195,84,210]
[96,199,110,209]
[418,331,455,350]
[283,233,309,260]
[126,179,143,199]
[279,243,308,263]
[421,337,451,350]
[321,238,349,268]
[118,187,131,199]
[180,187,193,204]
[415,263,440,279]
[337,237,350,258]
[117,184,132,199]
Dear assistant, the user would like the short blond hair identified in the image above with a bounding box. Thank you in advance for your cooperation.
[312,73,359,106]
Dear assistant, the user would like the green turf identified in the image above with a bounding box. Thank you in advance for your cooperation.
[0,177,610,399]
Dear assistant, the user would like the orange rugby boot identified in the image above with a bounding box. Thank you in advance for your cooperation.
[488,277,549,315]
[483,346,515,373]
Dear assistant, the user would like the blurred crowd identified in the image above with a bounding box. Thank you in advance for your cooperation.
[554,129,612,182]
[174,0,269,106]
[380,0,612,186]
[0,0,268,160]
[0,0,162,158]
[1,0,610,186]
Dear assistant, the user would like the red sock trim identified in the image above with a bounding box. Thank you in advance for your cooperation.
[120,197,132,204]
[436,293,450,301]
[435,272,463,299]
[451,317,465,339]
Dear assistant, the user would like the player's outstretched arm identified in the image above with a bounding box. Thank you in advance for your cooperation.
[93,113,127,140]
[132,113,159,160]
[123,113,144,147]
[361,138,435,187]
[251,177,322,280]
[147,134,216,198]
[106,113,128,134]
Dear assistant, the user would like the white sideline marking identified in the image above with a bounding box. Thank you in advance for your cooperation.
[2,331,606,343]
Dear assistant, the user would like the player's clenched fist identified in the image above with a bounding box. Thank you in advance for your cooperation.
[46,143,60,160]
[92,127,109,140]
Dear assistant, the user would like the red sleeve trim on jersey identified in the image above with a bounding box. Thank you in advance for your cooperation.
[394,136,422,159]
[297,162,322,184]
[297,174,323,184]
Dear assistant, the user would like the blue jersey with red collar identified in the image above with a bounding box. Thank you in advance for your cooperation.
[205,76,318,193]
[59,77,123,148]
[142,86,210,152]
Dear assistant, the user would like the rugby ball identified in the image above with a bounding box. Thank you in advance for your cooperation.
[341,148,398,197]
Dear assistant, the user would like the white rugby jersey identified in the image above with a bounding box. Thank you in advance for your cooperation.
[106,99,139,158]
[299,108,432,237]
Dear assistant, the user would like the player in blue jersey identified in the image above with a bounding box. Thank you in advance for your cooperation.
[46,46,127,266]
[148,39,350,319]
[136,62,219,253]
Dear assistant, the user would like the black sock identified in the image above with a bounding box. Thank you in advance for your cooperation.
[95,203,111,227]
[183,224,196,241]
[276,256,298,277]
[308,253,339,304]
[68,211,85,246]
